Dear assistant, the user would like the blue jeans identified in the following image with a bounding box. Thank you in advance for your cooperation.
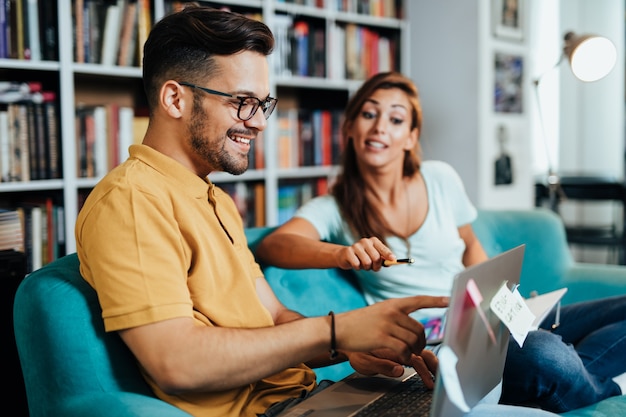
[500,294,626,412]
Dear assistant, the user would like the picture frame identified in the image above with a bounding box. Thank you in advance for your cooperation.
[494,52,523,113]
[492,0,524,41]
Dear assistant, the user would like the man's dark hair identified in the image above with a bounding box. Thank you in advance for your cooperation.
[142,6,274,110]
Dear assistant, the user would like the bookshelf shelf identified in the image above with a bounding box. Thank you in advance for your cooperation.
[0,180,64,192]
[72,63,143,78]
[0,59,60,71]
[0,0,407,268]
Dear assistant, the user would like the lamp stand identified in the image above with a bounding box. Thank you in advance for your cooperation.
[532,77,566,213]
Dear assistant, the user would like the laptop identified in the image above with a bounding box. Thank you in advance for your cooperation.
[278,244,526,417]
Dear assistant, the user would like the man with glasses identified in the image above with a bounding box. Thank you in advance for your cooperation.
[74,6,449,417]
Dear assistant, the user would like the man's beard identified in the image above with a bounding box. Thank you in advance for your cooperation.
[189,103,250,175]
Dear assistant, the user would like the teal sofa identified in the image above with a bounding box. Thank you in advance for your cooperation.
[13,209,626,416]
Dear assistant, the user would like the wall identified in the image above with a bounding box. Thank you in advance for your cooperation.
[408,0,534,209]
[408,0,625,215]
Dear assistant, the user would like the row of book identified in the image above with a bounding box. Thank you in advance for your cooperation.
[276,107,344,169]
[0,0,58,61]
[273,16,399,81]
[335,0,400,18]
[0,198,65,274]
[0,81,61,182]
[221,182,266,228]
[277,178,329,224]
[75,103,148,178]
[73,0,152,66]
[218,178,329,228]
[279,0,401,19]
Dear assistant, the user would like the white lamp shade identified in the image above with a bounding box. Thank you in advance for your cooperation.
[566,33,617,82]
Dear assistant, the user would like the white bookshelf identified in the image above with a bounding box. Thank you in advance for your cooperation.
[0,0,408,257]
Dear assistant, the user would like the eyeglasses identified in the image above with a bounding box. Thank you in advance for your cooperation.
[179,81,278,121]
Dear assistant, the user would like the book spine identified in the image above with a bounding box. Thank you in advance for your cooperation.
[118,106,133,163]
[0,0,7,58]
[99,1,122,66]
[42,91,60,179]
[0,107,9,182]
[74,0,84,62]
[26,0,40,61]
[38,0,57,61]
[136,0,151,65]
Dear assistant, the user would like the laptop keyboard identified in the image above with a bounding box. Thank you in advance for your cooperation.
[353,372,432,417]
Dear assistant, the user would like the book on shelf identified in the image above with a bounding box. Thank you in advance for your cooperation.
[84,0,107,64]
[117,0,138,66]
[74,0,84,62]
[38,0,57,61]
[298,109,315,167]
[251,131,264,170]
[136,0,151,65]
[75,104,143,177]
[0,110,8,181]
[118,105,134,162]
[0,0,52,61]
[310,25,325,78]
[328,22,345,80]
[75,105,90,178]
[11,101,30,181]
[0,0,7,58]
[14,0,25,59]
[343,24,398,80]
[25,0,41,61]
[276,108,298,168]
[16,197,61,273]
[311,109,333,166]
[0,208,24,252]
[272,13,293,77]
[331,108,343,165]
[0,82,60,183]
[42,91,60,179]
[99,0,123,66]
[291,20,309,77]
[254,182,265,227]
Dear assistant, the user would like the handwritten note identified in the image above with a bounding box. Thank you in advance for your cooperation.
[489,282,536,347]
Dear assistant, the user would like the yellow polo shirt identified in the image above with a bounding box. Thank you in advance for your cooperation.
[76,144,316,417]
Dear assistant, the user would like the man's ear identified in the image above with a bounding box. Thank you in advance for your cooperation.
[160,81,186,118]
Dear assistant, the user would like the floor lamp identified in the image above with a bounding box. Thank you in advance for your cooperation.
[532,31,617,212]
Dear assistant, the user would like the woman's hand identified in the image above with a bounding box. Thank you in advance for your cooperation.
[335,237,396,271]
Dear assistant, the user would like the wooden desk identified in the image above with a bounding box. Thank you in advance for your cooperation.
[535,175,626,264]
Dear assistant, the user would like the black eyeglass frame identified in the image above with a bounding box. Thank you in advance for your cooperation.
[179,81,278,121]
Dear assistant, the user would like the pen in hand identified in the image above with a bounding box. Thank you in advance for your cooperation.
[382,258,415,267]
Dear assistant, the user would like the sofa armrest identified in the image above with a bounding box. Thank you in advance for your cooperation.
[560,264,626,305]
[56,393,192,417]
[560,395,626,417]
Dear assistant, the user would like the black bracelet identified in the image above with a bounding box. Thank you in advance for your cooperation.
[328,311,338,360]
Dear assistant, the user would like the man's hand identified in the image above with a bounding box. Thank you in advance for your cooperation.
[335,295,448,366]
[347,349,438,390]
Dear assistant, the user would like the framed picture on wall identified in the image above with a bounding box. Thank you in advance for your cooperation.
[494,52,523,113]
[492,0,524,41]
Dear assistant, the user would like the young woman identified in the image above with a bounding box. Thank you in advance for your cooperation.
[256,71,626,413]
